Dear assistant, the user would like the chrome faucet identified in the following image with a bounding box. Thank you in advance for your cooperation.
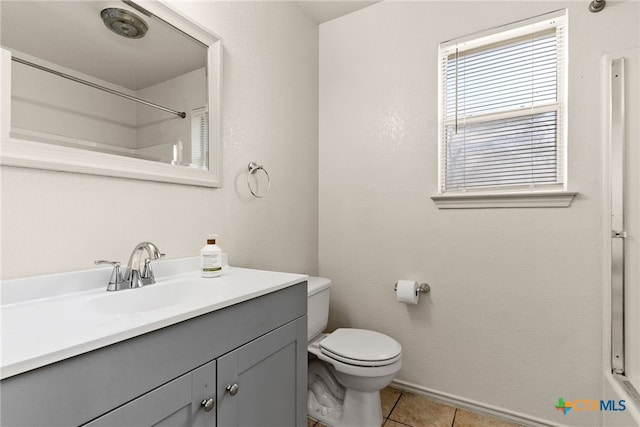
[95,242,165,291]
[125,242,165,288]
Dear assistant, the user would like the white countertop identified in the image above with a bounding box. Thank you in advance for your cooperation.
[1,261,307,380]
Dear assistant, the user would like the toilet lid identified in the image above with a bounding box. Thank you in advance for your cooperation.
[320,328,402,367]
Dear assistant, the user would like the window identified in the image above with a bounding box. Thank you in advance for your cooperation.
[438,11,567,195]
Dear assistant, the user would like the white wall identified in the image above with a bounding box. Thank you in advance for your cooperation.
[319,1,639,425]
[0,0,319,280]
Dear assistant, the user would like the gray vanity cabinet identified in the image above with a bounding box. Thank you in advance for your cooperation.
[84,316,307,427]
[1,281,307,427]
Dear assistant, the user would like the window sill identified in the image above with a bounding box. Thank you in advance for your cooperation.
[431,191,578,209]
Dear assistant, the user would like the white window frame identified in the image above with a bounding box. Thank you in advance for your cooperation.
[432,10,576,208]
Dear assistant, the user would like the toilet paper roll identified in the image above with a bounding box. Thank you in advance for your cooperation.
[396,280,419,304]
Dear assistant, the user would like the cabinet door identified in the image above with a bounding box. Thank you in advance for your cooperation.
[217,316,307,427]
[83,360,216,427]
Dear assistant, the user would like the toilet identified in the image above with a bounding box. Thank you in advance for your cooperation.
[307,277,402,427]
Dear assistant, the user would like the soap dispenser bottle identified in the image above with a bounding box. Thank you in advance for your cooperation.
[201,234,222,278]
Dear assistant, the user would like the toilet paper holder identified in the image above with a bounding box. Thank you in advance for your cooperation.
[394,281,431,294]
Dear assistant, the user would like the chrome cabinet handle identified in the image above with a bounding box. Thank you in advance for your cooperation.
[226,383,239,396]
[200,398,215,412]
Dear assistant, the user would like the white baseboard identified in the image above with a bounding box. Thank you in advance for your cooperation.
[390,379,566,427]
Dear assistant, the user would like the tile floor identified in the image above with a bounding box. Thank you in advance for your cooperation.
[307,387,525,427]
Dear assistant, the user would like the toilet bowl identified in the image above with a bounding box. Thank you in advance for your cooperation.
[307,277,402,427]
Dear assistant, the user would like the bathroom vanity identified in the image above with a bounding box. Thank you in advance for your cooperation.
[0,261,308,426]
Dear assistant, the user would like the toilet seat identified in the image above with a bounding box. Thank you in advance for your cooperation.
[319,328,402,367]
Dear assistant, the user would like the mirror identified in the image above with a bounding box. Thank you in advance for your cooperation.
[0,0,222,187]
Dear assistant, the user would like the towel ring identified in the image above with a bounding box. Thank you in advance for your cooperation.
[247,162,271,198]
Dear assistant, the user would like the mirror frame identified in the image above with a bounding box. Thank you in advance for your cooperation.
[0,0,222,188]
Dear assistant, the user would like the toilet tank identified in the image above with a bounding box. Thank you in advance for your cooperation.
[307,277,331,341]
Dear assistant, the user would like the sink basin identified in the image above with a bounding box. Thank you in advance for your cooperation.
[85,281,200,314]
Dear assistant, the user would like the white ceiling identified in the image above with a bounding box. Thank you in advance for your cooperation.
[296,1,381,24]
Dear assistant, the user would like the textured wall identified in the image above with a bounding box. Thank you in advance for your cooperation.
[0,1,319,280]
[318,1,640,425]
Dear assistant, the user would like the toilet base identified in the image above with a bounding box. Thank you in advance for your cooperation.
[308,359,384,427]
[309,387,383,427]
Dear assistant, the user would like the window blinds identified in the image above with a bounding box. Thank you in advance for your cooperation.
[191,106,209,170]
[439,13,566,193]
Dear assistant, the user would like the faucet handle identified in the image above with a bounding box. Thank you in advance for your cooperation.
[141,258,156,283]
[95,260,124,291]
